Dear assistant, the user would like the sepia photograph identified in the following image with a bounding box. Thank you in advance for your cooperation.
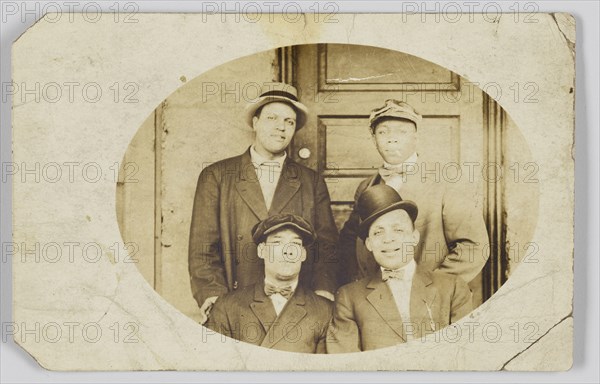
[116,43,540,352]
[5,7,584,375]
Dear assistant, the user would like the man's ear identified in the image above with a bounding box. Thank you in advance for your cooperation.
[370,131,377,146]
[412,228,420,246]
[365,237,373,252]
[257,242,266,260]
[300,246,307,262]
[252,116,259,131]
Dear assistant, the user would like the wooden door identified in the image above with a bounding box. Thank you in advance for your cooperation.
[285,44,487,304]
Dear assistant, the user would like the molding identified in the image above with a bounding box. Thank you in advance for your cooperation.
[482,94,508,301]
[318,44,460,92]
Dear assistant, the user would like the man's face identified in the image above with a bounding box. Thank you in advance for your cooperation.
[365,209,420,270]
[252,102,297,157]
[372,119,417,165]
[258,228,306,281]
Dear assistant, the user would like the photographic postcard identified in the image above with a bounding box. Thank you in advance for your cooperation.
[9,10,574,371]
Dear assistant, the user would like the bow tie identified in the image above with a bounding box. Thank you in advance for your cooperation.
[264,283,294,299]
[378,166,406,180]
[382,268,406,281]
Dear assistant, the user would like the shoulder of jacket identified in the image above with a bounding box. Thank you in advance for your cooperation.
[221,283,255,303]
[285,158,315,174]
[204,153,244,170]
[197,153,245,182]
[337,276,371,297]
[306,291,334,312]
[428,270,458,287]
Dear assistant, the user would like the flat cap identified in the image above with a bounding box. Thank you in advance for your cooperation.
[251,213,316,246]
[368,99,422,131]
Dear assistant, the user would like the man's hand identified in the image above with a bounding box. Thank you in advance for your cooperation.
[315,290,334,302]
[199,296,218,325]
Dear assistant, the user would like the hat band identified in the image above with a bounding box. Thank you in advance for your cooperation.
[260,90,299,102]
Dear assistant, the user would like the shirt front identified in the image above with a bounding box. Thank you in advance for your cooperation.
[381,259,417,339]
[264,278,299,316]
[381,152,418,192]
[250,146,286,210]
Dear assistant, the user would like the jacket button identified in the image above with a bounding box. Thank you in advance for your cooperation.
[233,281,239,290]
[237,234,243,241]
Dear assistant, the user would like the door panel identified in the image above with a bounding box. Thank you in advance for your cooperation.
[321,44,459,90]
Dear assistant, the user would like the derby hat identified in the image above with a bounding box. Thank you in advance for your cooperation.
[356,184,418,240]
[244,83,309,129]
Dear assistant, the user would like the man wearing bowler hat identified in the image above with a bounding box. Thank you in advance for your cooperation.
[189,83,339,324]
[327,185,472,352]
[208,213,333,353]
[338,99,489,286]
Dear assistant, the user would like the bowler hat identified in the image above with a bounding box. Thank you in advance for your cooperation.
[356,184,418,240]
[252,213,316,246]
[244,83,309,129]
[369,99,422,131]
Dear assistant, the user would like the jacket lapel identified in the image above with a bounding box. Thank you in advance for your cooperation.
[261,284,308,349]
[249,283,277,335]
[235,149,268,220]
[367,173,379,188]
[410,270,438,333]
[366,272,406,341]
[268,158,301,215]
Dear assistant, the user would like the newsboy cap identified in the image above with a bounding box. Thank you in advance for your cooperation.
[251,213,317,246]
[244,83,309,130]
[368,99,422,131]
[356,184,418,240]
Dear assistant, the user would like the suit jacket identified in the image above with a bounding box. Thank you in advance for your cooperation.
[208,282,333,353]
[327,269,472,353]
[338,162,490,285]
[189,148,339,307]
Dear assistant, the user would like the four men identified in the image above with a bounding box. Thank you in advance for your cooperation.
[189,85,490,352]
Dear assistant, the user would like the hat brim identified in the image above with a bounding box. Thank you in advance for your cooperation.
[358,201,418,240]
[257,222,316,246]
[245,96,308,130]
[370,115,420,130]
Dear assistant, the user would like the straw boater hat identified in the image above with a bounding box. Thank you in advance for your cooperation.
[244,83,309,129]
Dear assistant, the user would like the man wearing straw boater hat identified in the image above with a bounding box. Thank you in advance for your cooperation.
[189,83,339,324]
[327,184,472,352]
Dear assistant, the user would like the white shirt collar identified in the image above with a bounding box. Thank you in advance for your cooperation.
[380,259,417,280]
[250,145,287,167]
[383,152,418,169]
[264,277,299,292]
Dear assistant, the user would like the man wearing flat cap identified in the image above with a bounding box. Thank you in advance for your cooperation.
[338,99,489,287]
[327,185,472,352]
[189,83,339,324]
[207,213,333,353]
